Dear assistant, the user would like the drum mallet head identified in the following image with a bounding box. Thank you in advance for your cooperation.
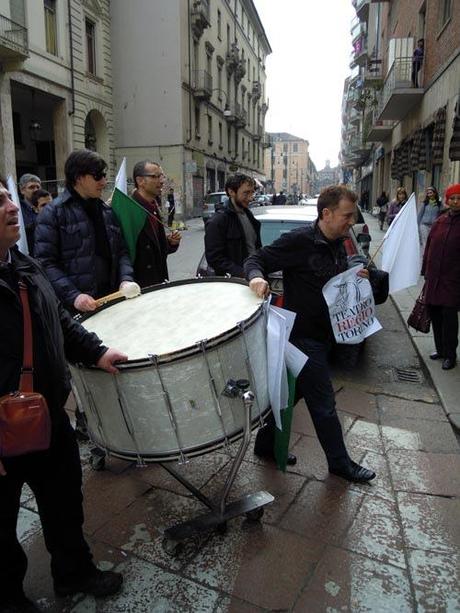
[121,282,141,299]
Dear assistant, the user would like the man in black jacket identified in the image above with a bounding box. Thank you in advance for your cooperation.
[0,185,126,612]
[245,185,376,483]
[204,173,261,277]
[35,150,134,314]
[131,160,181,288]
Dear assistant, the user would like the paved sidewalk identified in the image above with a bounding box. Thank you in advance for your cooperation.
[14,212,460,612]
[363,210,460,431]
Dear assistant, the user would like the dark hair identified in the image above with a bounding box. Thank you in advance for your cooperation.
[64,149,107,188]
[0,176,6,189]
[224,173,256,196]
[132,160,161,189]
[30,188,51,208]
[317,185,358,219]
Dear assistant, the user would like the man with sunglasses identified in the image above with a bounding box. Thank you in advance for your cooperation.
[131,160,181,287]
[35,149,134,313]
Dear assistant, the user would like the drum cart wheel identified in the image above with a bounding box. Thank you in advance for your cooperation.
[90,447,106,471]
[161,381,274,550]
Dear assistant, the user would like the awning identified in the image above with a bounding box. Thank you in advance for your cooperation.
[432,106,447,165]
[449,98,460,161]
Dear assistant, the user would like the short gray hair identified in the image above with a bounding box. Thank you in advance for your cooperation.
[19,173,41,188]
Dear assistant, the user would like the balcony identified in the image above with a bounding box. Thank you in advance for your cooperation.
[352,36,368,67]
[226,42,240,75]
[0,13,28,61]
[192,70,212,100]
[236,108,247,128]
[353,0,370,21]
[349,106,362,126]
[375,57,424,120]
[234,59,246,83]
[351,21,367,45]
[191,0,210,40]
[225,102,245,126]
[349,135,372,157]
[253,125,263,142]
[262,133,271,148]
[252,81,262,101]
[363,59,383,86]
[365,116,394,142]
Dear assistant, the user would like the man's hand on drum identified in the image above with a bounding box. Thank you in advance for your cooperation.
[74,293,97,312]
[167,230,181,246]
[249,277,270,299]
[96,348,128,373]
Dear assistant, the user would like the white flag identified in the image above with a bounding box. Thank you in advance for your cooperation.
[114,157,127,195]
[6,175,29,255]
[381,192,420,294]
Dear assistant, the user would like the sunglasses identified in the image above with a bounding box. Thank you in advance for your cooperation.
[90,172,107,181]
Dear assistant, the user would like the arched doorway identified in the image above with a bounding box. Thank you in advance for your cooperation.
[84,110,109,162]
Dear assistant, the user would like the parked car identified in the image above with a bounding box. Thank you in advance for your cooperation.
[201,191,227,224]
[196,205,372,282]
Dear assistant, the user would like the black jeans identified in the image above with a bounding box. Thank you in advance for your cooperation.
[429,305,459,360]
[0,415,94,600]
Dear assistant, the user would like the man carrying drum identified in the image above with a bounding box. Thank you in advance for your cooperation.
[245,185,376,483]
[0,182,127,612]
[205,173,296,466]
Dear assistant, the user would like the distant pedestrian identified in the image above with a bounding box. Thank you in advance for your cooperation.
[167,187,176,227]
[376,191,389,231]
[30,188,52,213]
[359,190,369,212]
[18,173,41,253]
[387,187,408,226]
[411,38,424,87]
[421,183,460,370]
[417,186,442,250]
[273,191,286,206]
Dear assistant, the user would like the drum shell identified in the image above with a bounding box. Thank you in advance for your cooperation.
[70,306,268,462]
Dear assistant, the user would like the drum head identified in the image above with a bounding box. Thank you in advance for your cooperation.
[79,279,264,362]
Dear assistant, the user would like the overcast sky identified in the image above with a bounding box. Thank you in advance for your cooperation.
[252,0,355,170]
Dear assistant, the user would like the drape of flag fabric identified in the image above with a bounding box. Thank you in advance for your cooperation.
[114,157,127,194]
[381,192,420,294]
[111,188,146,262]
[274,370,296,472]
[7,175,28,255]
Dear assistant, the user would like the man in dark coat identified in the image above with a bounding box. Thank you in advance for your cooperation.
[34,149,134,313]
[18,173,42,254]
[245,185,376,483]
[0,184,126,612]
[131,160,181,288]
[204,173,261,277]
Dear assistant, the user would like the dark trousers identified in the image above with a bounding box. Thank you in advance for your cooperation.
[255,338,350,468]
[429,305,459,360]
[0,416,94,600]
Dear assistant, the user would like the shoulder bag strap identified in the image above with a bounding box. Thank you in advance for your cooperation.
[18,282,34,393]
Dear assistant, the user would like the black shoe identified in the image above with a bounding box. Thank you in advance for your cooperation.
[442,358,456,370]
[429,352,441,360]
[1,594,41,613]
[54,569,123,598]
[329,461,376,483]
[254,450,297,466]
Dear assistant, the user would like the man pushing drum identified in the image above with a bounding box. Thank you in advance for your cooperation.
[245,185,376,483]
[0,183,127,611]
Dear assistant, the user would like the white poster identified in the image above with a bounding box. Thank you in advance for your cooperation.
[322,265,382,345]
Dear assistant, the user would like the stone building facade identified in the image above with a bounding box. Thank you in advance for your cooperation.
[0,0,114,191]
[264,132,316,196]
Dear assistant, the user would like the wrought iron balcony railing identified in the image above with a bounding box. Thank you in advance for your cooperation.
[0,13,28,59]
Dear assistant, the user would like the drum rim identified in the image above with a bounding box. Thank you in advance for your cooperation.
[74,277,265,370]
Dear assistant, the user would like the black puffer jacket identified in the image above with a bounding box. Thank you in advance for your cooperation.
[0,249,107,422]
[205,201,261,277]
[34,188,133,308]
[244,221,348,343]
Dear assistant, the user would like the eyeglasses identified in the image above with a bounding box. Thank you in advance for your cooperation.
[90,172,107,181]
[141,173,165,180]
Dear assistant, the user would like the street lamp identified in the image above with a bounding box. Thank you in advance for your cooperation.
[210,88,232,116]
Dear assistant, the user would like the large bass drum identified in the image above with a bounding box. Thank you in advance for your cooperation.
[70,278,269,463]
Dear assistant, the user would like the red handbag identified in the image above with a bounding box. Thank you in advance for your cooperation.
[0,282,51,457]
[407,285,431,334]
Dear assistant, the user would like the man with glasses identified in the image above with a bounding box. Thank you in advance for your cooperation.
[35,149,134,313]
[131,160,181,287]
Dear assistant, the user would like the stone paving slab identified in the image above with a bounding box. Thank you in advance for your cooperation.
[407,548,460,612]
[378,395,447,422]
[381,417,459,453]
[388,449,460,496]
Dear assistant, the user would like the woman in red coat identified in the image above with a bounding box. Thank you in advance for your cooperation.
[422,184,460,370]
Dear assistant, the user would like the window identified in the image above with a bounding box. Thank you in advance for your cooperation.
[219,122,223,148]
[217,9,222,39]
[293,143,298,153]
[217,65,222,97]
[227,126,232,153]
[207,114,213,144]
[195,105,201,137]
[439,0,451,29]
[44,0,58,55]
[227,24,231,51]
[283,144,288,152]
[85,19,96,75]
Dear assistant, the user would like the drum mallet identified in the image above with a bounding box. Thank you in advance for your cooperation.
[95,281,141,308]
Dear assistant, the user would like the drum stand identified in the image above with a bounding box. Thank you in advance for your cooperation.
[160,380,274,555]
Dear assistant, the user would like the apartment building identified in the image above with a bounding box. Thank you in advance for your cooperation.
[264,132,316,196]
[0,0,114,189]
[110,0,271,217]
[340,0,460,206]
